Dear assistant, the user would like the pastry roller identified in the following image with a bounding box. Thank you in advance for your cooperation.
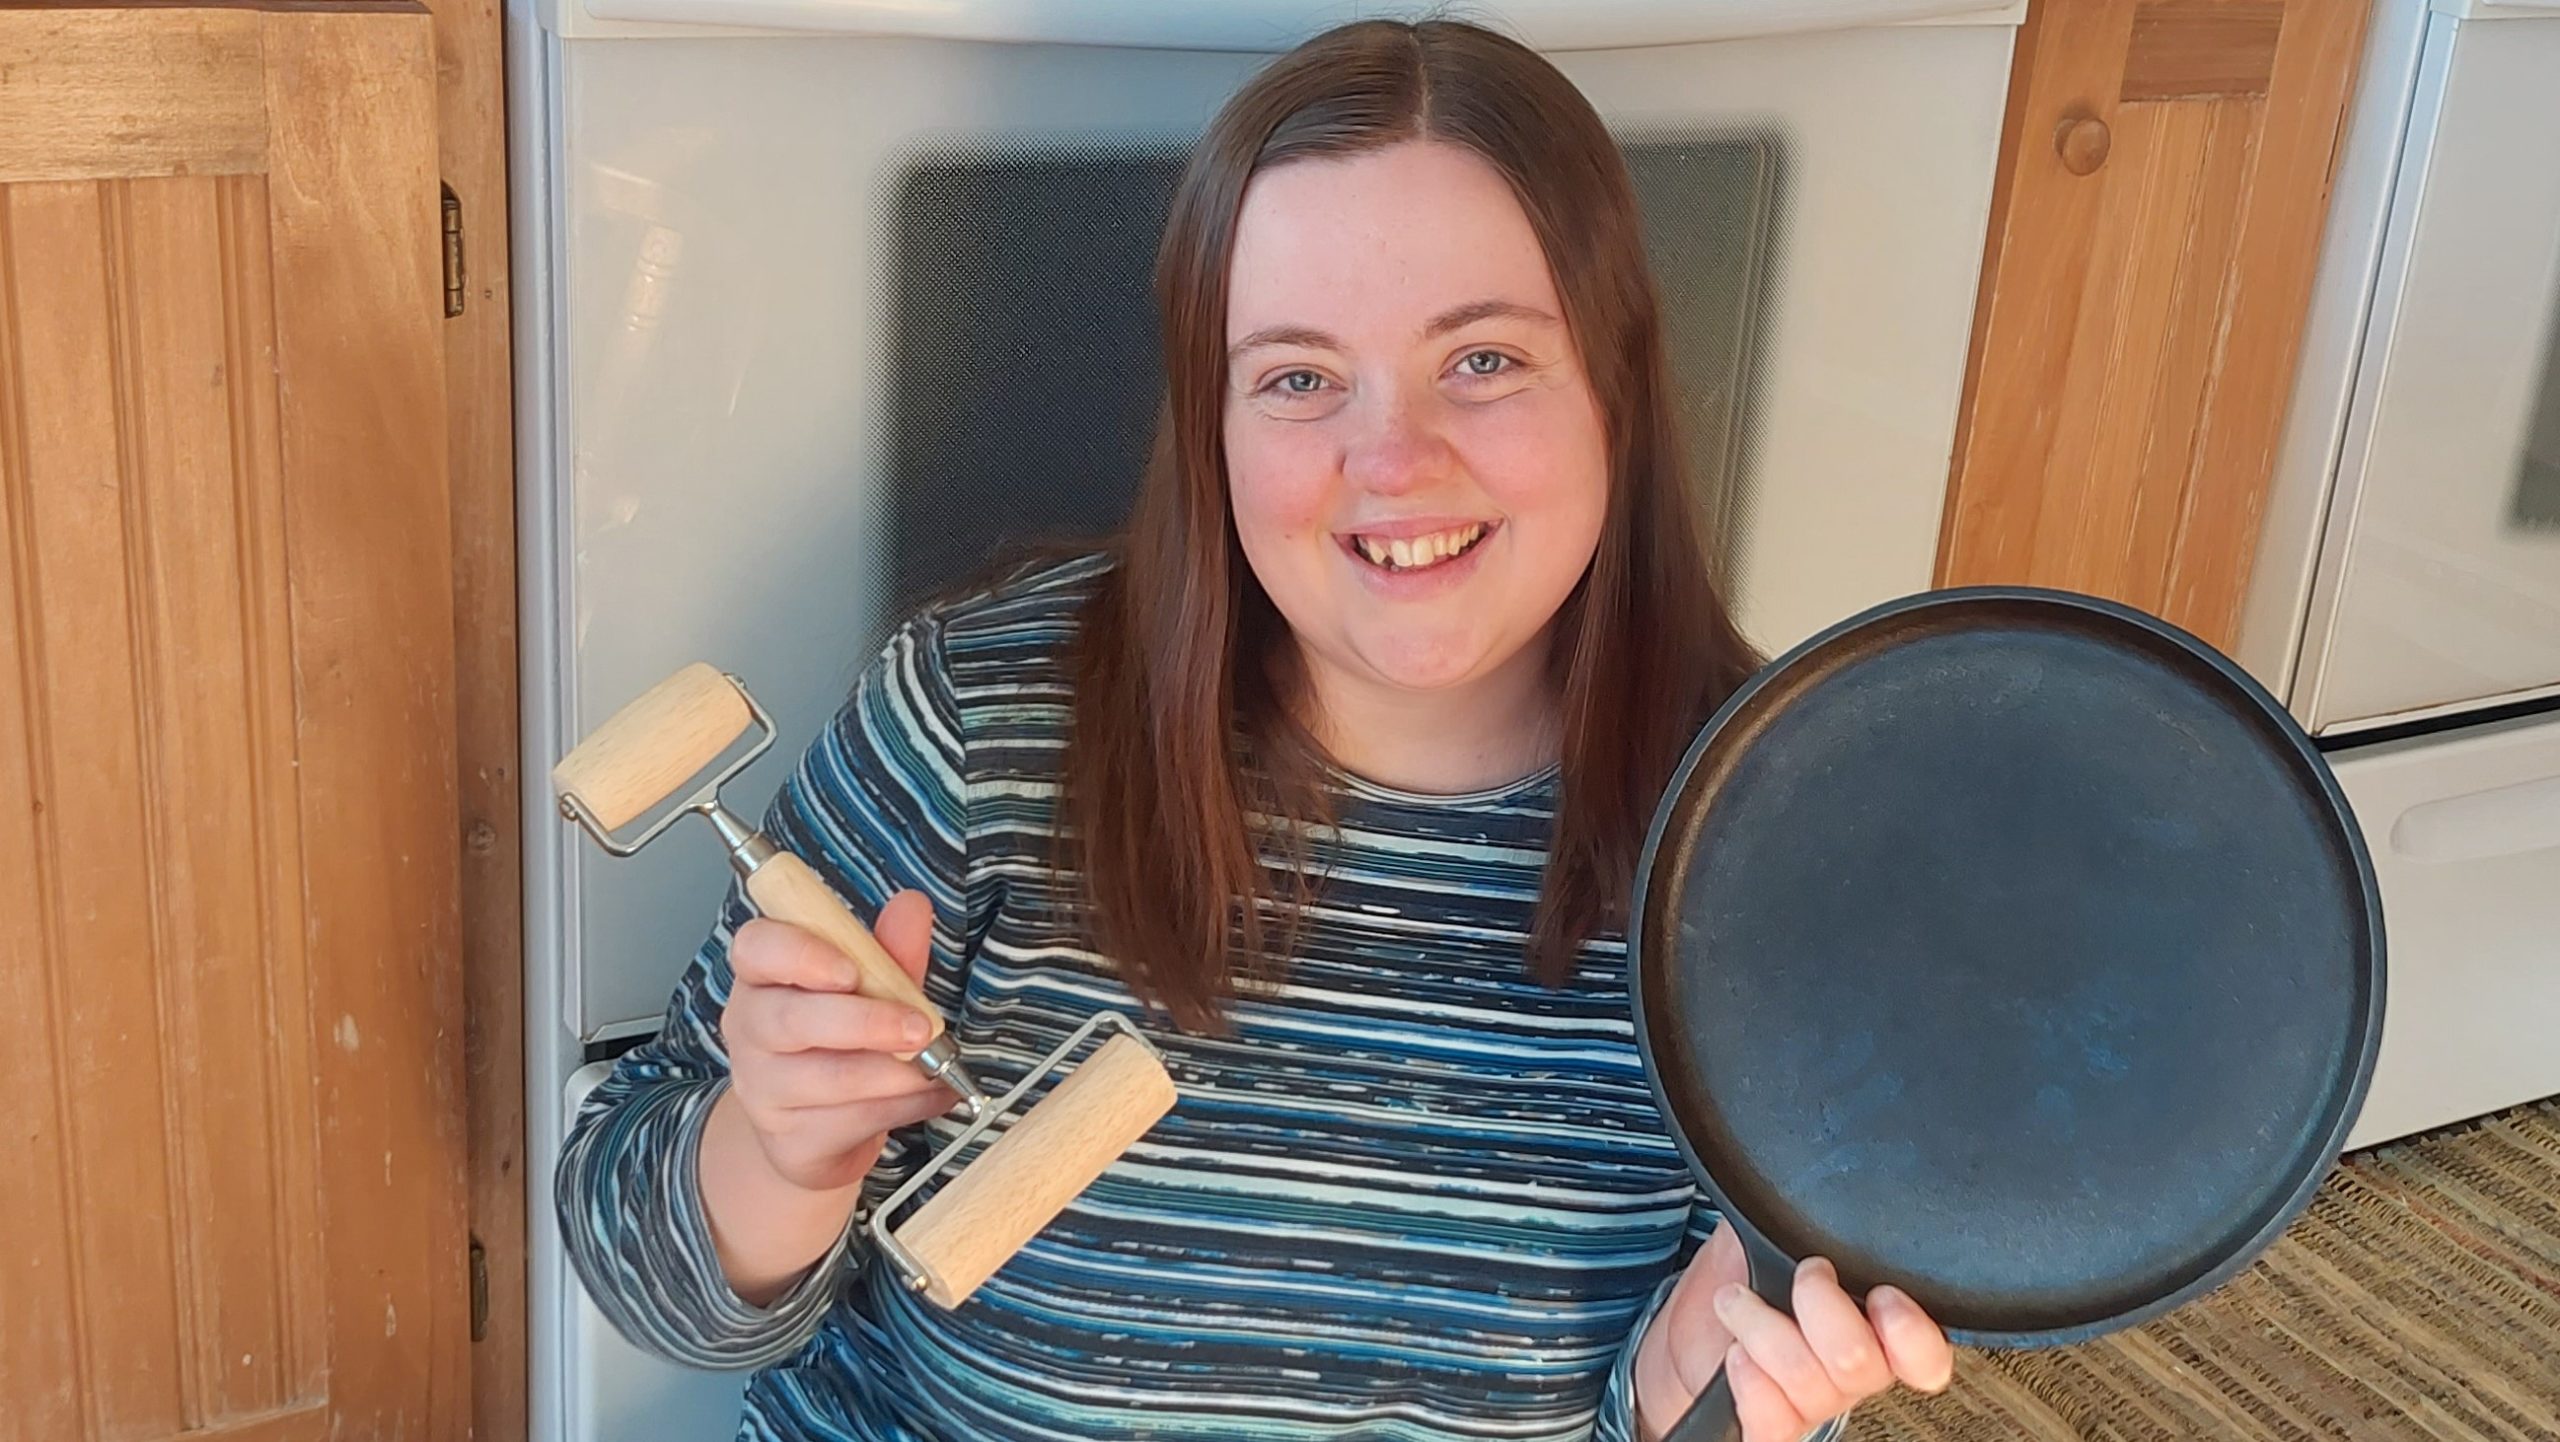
[553,662,1179,1307]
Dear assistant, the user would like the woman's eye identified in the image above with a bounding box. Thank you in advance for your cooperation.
[1458,350,1513,378]
[1245,367,1345,417]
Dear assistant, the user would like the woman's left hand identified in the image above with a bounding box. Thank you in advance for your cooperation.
[1632,1222,1955,1442]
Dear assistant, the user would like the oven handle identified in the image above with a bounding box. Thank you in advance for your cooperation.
[563,0,2023,50]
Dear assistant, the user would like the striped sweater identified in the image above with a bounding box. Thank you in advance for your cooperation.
[559,553,1844,1442]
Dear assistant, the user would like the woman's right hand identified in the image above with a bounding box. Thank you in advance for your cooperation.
[719,888,962,1193]
[699,888,959,1303]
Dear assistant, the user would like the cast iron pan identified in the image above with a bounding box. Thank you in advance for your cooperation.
[1629,587,2383,1442]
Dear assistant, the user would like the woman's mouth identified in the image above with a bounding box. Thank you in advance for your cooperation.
[1341,521,1494,574]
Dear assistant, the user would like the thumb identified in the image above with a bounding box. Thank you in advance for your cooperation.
[872,888,936,987]
[1635,1217,1752,1438]
[1697,1218,1749,1290]
[1661,1220,1749,1352]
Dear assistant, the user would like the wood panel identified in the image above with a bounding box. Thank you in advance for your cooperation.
[2,164,339,1442]
[2159,0,2372,646]
[0,7,464,1440]
[1936,0,2374,653]
[0,10,267,182]
[424,0,531,1429]
[264,9,470,1435]
[2123,0,2285,100]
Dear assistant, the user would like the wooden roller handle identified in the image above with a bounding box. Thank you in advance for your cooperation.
[893,1031,1177,1308]
[742,851,946,1047]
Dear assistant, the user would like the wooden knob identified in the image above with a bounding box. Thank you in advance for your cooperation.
[2055,112,2111,176]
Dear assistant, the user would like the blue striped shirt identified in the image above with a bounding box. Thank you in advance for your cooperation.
[559,553,1845,1441]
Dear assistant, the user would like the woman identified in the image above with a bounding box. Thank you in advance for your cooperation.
[561,18,1953,1442]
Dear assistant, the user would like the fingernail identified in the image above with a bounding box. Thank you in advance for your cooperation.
[1797,1256,1835,1284]
[1713,1283,1743,1317]
[1872,1284,1910,1311]
[901,1012,931,1046]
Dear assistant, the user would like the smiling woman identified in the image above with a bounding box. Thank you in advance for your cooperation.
[558,17,1950,1442]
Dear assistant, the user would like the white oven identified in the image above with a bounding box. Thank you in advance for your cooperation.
[506,3,2027,1437]
[2242,0,2560,1153]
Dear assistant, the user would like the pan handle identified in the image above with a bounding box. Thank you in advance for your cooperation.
[1662,1226,1798,1442]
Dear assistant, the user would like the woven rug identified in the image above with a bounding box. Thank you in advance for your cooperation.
[1845,1098,2560,1441]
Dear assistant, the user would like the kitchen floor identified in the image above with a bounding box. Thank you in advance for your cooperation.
[1848,1098,2560,1441]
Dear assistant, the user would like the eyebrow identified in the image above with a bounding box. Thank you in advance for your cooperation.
[1422,298,1559,338]
[1226,299,1560,362]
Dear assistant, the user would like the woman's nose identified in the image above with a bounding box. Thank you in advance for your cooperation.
[1341,390,1453,496]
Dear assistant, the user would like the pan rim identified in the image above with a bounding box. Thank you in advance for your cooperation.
[1627,583,2386,1349]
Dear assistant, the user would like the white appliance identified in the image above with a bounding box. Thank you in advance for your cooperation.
[2241,0,2560,1152]
[506,3,2027,1438]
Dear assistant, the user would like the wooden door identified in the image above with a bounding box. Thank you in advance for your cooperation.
[1935,0,2371,652]
[0,6,467,1440]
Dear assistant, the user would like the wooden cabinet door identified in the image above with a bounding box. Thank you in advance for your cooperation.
[1935,0,2371,652]
[0,6,466,1439]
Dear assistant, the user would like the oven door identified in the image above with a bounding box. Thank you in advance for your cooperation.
[2280,2,2560,734]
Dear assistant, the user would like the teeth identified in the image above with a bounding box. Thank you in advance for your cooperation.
[1354,523,1488,571]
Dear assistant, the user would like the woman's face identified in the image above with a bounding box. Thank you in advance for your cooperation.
[1223,139,1609,702]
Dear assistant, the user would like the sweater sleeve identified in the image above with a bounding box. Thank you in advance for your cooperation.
[1594,1201,1852,1442]
[554,612,975,1370]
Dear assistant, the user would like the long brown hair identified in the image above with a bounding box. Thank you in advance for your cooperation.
[1063,17,1761,1032]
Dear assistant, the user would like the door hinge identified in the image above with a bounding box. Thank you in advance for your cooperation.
[441,182,466,318]
[469,1233,489,1342]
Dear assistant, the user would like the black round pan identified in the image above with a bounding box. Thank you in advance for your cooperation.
[1629,587,2383,1442]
